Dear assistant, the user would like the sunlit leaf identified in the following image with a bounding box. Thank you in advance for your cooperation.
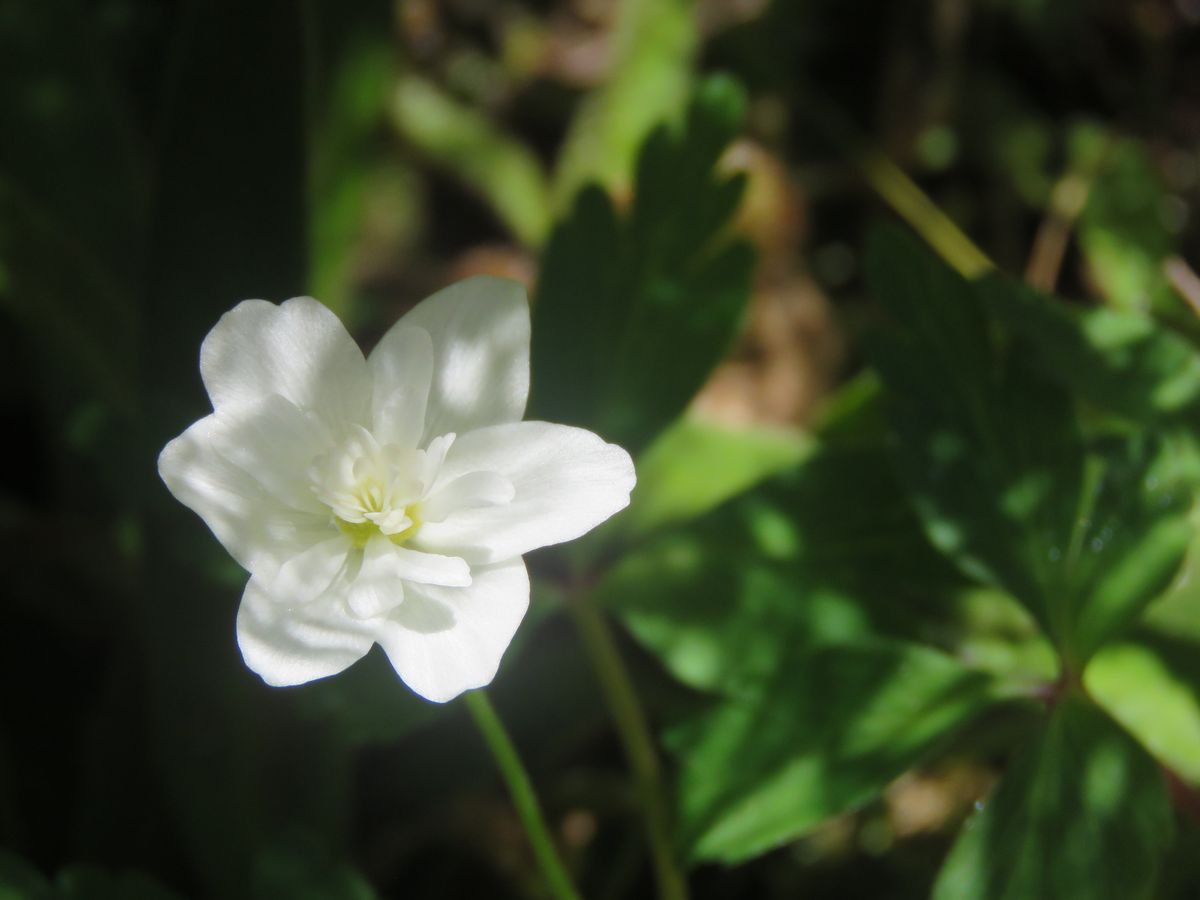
[1086,638,1200,786]
[602,441,968,696]
[552,0,697,202]
[1075,129,1180,315]
[932,695,1173,900]
[618,414,812,540]
[981,275,1200,431]
[867,228,1193,665]
[673,640,996,863]
[390,75,551,246]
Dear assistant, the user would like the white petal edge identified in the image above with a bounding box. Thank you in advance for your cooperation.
[200,296,372,433]
[368,325,433,449]
[158,416,334,582]
[387,276,530,441]
[415,422,636,563]
[374,557,530,703]
[237,577,374,686]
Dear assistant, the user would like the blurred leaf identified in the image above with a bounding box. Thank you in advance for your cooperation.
[1052,435,1193,664]
[290,647,440,746]
[251,834,377,900]
[532,76,754,453]
[981,275,1200,431]
[867,225,1081,637]
[1075,129,1179,315]
[867,228,1192,666]
[0,856,186,900]
[602,441,969,697]
[0,0,143,413]
[619,415,812,540]
[931,695,1173,900]
[1086,639,1200,786]
[672,640,995,863]
[553,0,696,203]
[390,74,551,246]
[55,866,184,900]
[308,4,405,316]
[0,850,50,900]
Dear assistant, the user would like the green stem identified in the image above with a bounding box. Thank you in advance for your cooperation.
[464,690,583,900]
[800,93,993,279]
[570,601,690,900]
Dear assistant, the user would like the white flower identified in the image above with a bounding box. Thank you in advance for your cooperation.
[158,277,635,702]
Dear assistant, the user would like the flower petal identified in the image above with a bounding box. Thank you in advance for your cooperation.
[158,415,333,581]
[200,296,371,432]
[393,276,530,440]
[369,325,433,448]
[420,471,515,523]
[391,545,472,587]
[346,535,406,619]
[204,393,331,513]
[270,535,353,605]
[415,422,636,562]
[236,577,374,686]
[373,557,529,703]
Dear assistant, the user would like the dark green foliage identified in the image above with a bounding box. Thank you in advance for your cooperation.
[530,75,755,454]
[981,276,1200,431]
[672,641,996,863]
[932,696,1174,900]
[867,228,1193,669]
[602,440,970,697]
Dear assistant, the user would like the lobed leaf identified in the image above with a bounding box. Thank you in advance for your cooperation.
[601,438,969,695]
[531,76,755,454]
[867,227,1193,667]
[981,275,1200,432]
[673,640,995,863]
[932,695,1173,900]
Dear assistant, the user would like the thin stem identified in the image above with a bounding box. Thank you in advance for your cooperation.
[800,92,993,279]
[853,146,993,279]
[570,600,690,900]
[464,690,583,900]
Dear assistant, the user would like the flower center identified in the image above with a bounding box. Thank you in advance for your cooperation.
[308,426,454,549]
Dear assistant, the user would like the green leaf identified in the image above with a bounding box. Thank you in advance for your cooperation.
[0,851,50,900]
[531,75,754,454]
[618,414,812,540]
[390,74,551,246]
[1054,435,1193,664]
[1075,128,1180,315]
[981,275,1200,431]
[867,227,1193,665]
[867,225,1083,638]
[1086,638,1200,786]
[673,640,995,863]
[552,0,697,203]
[307,4,414,316]
[601,441,968,697]
[931,695,1174,900]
